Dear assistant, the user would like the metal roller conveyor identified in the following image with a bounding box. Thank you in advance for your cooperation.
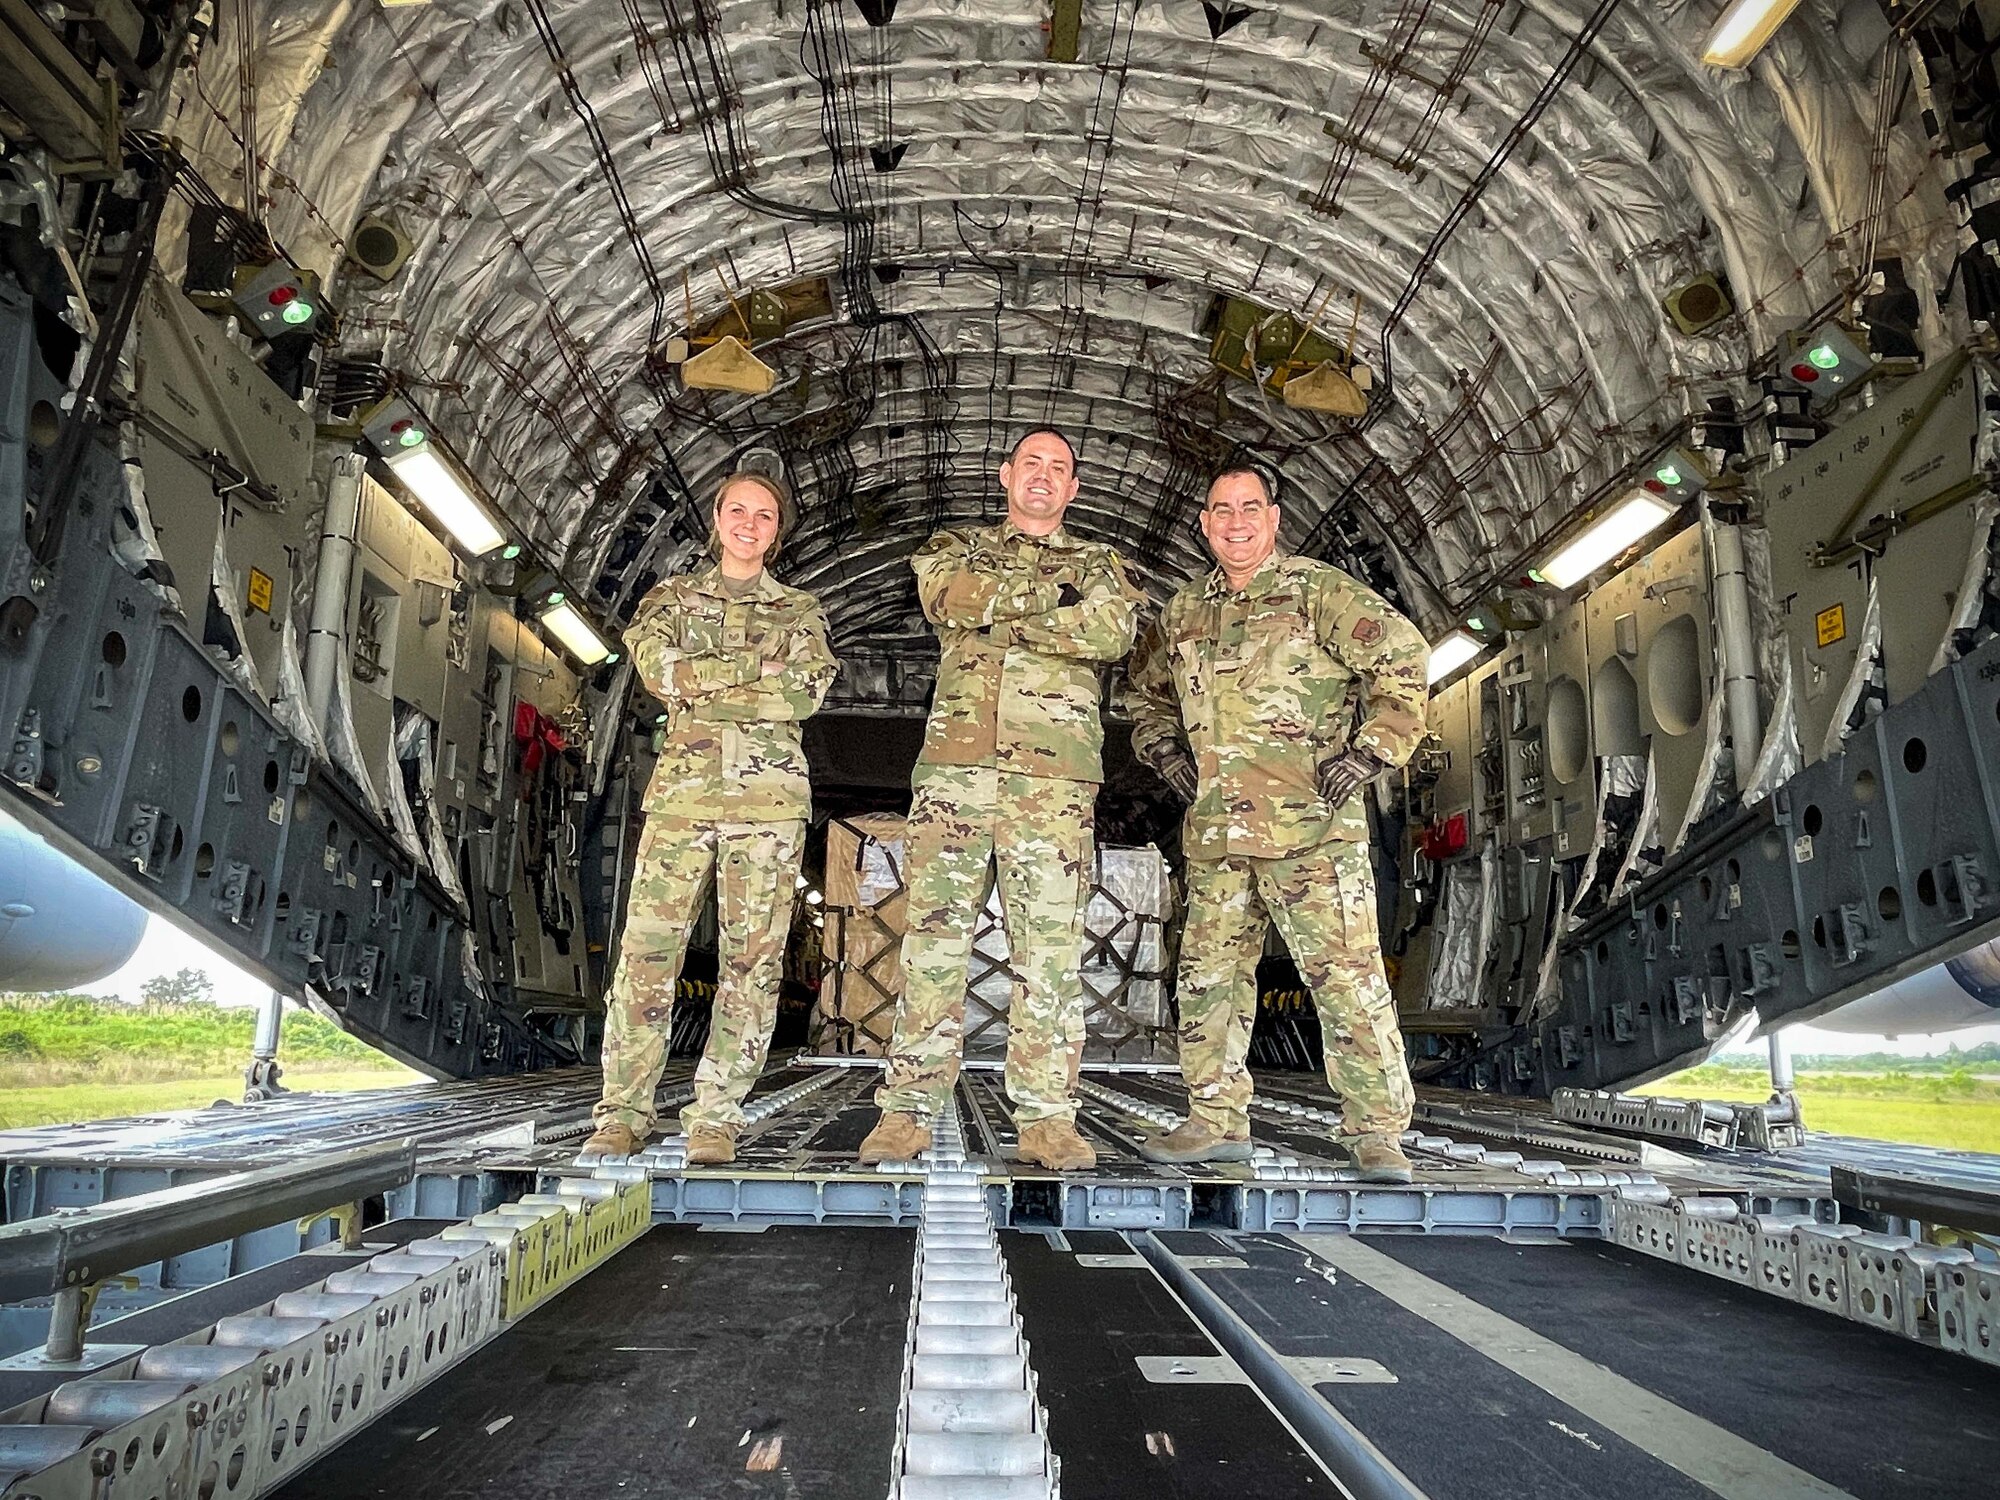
[42,1377,199,1428]
[0,1427,93,1489]
[889,1098,1059,1500]
[1672,1196,1749,1221]
[267,1292,380,1321]
[132,1344,263,1382]
[357,1251,461,1279]
[395,1238,489,1261]
[207,1316,328,1349]
[906,1387,1038,1433]
[317,1268,428,1297]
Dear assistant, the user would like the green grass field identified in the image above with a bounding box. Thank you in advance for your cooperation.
[0,991,421,1129]
[0,992,388,1086]
[0,1066,423,1130]
[1637,1064,2000,1152]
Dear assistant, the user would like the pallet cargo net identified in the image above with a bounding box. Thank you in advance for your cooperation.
[817,815,1175,1063]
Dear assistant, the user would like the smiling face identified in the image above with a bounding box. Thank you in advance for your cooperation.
[1200,470,1281,586]
[999,431,1080,536]
[714,478,783,574]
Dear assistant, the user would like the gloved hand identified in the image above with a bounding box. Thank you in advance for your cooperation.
[1056,581,1084,608]
[1143,743,1200,802]
[1316,749,1385,805]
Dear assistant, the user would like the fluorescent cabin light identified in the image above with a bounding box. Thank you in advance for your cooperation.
[1700,0,1806,68]
[1540,493,1677,590]
[385,447,507,557]
[539,599,613,666]
[1427,630,1484,686]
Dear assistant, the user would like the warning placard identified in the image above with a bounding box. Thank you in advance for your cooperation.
[247,567,273,614]
[1814,603,1846,648]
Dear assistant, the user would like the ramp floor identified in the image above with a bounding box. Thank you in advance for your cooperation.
[1143,1229,2000,1500]
[272,1225,913,1499]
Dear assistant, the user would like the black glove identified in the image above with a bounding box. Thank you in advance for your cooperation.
[1144,743,1200,802]
[1316,749,1385,805]
[1056,581,1084,608]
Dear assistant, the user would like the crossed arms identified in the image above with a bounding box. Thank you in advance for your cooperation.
[912,530,1140,663]
[629,589,838,723]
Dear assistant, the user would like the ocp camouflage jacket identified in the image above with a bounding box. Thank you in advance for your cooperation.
[912,521,1143,786]
[628,565,838,823]
[1129,553,1428,859]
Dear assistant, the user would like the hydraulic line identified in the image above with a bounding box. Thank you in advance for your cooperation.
[1366,0,1624,431]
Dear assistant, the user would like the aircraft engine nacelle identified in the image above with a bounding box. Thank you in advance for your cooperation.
[0,808,148,991]
[1810,943,2000,1037]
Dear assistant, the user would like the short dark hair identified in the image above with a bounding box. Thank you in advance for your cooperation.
[1205,465,1275,505]
[1009,428,1078,468]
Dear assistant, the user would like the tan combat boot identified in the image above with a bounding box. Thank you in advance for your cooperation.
[579,1121,645,1160]
[685,1124,738,1166]
[1351,1134,1414,1185]
[1017,1118,1097,1172]
[857,1111,932,1164]
[1139,1118,1254,1165]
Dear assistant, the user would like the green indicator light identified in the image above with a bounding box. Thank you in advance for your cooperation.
[1466,616,1486,632]
[1655,465,1681,487]
[281,300,315,327]
[605,651,620,664]
[655,713,669,725]
[1807,343,1840,370]
[501,543,522,560]
[546,590,565,606]
[1527,568,1546,585]
[398,428,425,448]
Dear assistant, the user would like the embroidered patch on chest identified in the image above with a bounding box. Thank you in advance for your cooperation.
[1350,617,1385,645]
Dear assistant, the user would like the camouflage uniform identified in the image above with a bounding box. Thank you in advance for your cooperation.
[593,565,837,1136]
[876,521,1143,1125]
[1129,552,1428,1139]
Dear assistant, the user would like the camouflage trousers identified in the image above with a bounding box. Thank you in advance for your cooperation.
[1176,837,1413,1139]
[876,765,1095,1127]
[593,813,804,1136]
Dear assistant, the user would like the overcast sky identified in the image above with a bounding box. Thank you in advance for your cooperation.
[98,915,272,1010]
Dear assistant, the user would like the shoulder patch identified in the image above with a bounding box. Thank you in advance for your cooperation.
[916,529,965,557]
[1350,617,1385,646]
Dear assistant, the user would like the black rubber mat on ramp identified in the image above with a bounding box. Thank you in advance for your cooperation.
[1373,1233,2000,1500]
[273,1224,911,1499]
[1158,1230,1716,1500]
[1003,1228,1329,1497]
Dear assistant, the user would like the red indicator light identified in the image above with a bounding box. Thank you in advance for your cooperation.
[1790,363,1819,383]
[1643,479,1666,493]
[268,285,298,307]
